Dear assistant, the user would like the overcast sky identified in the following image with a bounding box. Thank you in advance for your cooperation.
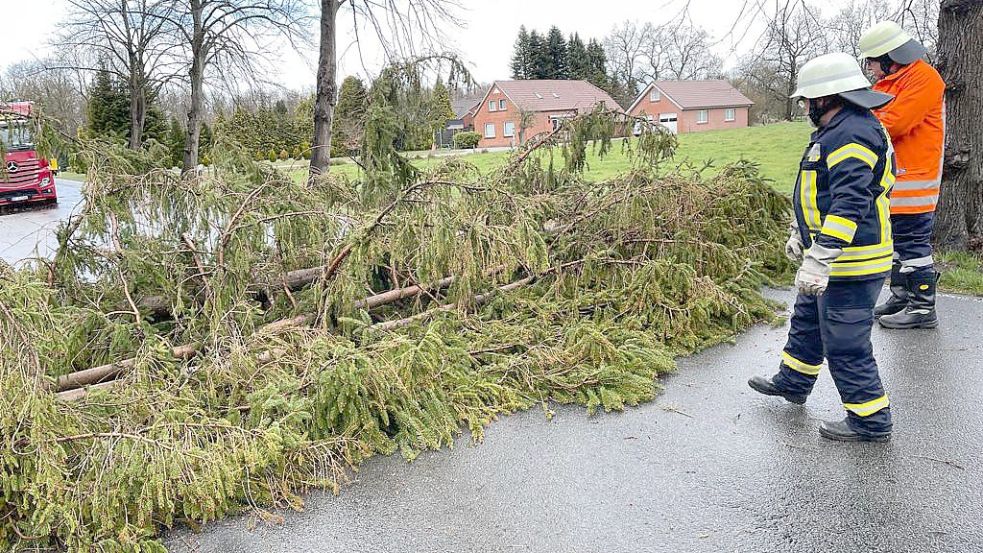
[1,0,857,90]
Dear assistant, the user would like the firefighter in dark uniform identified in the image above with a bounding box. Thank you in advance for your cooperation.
[749,53,896,442]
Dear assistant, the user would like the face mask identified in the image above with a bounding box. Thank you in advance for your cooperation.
[806,99,825,128]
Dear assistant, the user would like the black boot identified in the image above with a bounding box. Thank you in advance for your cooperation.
[879,269,939,329]
[874,263,907,318]
[819,418,891,442]
[748,375,808,404]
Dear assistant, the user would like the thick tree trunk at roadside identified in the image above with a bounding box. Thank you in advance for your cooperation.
[935,0,983,250]
[309,0,340,180]
[183,0,206,174]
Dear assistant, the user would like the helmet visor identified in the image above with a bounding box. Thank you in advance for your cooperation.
[887,39,928,65]
[838,88,895,110]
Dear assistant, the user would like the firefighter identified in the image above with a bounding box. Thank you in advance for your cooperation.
[748,53,895,442]
[859,21,946,329]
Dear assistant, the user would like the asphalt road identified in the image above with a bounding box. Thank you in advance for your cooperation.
[0,178,83,264]
[166,290,983,553]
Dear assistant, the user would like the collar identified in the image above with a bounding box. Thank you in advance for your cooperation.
[877,58,923,84]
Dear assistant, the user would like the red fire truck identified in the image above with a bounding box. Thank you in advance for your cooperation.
[1,101,58,207]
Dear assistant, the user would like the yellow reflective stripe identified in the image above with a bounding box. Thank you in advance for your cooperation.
[799,170,821,231]
[844,394,890,417]
[820,214,858,243]
[879,152,894,243]
[828,143,878,169]
[830,257,893,277]
[838,241,893,262]
[782,351,822,376]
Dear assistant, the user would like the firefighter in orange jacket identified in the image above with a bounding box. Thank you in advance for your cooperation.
[860,21,946,329]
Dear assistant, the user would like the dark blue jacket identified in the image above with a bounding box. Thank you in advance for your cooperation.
[793,104,896,281]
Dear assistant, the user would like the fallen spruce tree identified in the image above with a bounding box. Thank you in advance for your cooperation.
[0,103,793,551]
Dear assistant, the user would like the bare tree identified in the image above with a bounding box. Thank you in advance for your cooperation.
[309,0,464,178]
[604,18,723,107]
[829,0,896,59]
[737,0,828,121]
[56,0,183,149]
[603,21,654,101]
[897,0,940,60]
[3,61,88,140]
[828,0,939,61]
[661,24,724,80]
[161,0,311,171]
[934,0,983,249]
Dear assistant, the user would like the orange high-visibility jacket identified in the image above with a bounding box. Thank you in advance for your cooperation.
[872,59,946,215]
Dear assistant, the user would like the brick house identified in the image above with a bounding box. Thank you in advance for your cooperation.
[472,80,623,148]
[627,80,753,134]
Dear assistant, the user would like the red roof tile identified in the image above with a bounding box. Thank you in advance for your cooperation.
[491,80,623,113]
[632,80,753,111]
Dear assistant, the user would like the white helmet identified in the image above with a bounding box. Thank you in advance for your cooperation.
[859,21,927,65]
[791,53,894,109]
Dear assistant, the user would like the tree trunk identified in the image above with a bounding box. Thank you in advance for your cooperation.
[128,66,145,150]
[309,0,340,180]
[785,66,797,122]
[934,0,983,250]
[183,0,205,174]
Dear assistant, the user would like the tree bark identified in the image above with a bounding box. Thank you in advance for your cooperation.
[183,0,206,174]
[934,0,983,250]
[309,0,340,180]
[128,60,146,150]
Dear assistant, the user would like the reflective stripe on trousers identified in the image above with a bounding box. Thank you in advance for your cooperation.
[774,278,893,433]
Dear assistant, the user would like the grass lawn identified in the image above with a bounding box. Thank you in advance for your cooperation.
[57,171,86,182]
[298,121,812,193]
[938,251,983,295]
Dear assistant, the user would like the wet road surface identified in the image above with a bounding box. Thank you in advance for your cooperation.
[0,178,82,264]
[166,290,983,553]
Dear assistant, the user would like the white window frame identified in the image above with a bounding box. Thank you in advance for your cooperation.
[697,109,709,124]
[484,123,496,139]
[649,89,661,102]
[499,99,507,111]
[503,121,515,137]
[724,108,736,122]
[488,100,497,112]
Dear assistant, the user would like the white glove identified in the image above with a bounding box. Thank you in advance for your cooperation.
[795,243,842,296]
[785,222,804,262]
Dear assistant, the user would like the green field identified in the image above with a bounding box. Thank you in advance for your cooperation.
[299,121,812,193]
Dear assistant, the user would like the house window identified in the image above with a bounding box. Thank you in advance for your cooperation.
[488,100,497,112]
[725,108,736,122]
[484,123,496,139]
[499,99,507,111]
[697,110,709,124]
[503,121,515,137]
[650,89,661,102]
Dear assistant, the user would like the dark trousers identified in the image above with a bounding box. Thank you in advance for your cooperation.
[892,213,935,275]
[775,277,892,434]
